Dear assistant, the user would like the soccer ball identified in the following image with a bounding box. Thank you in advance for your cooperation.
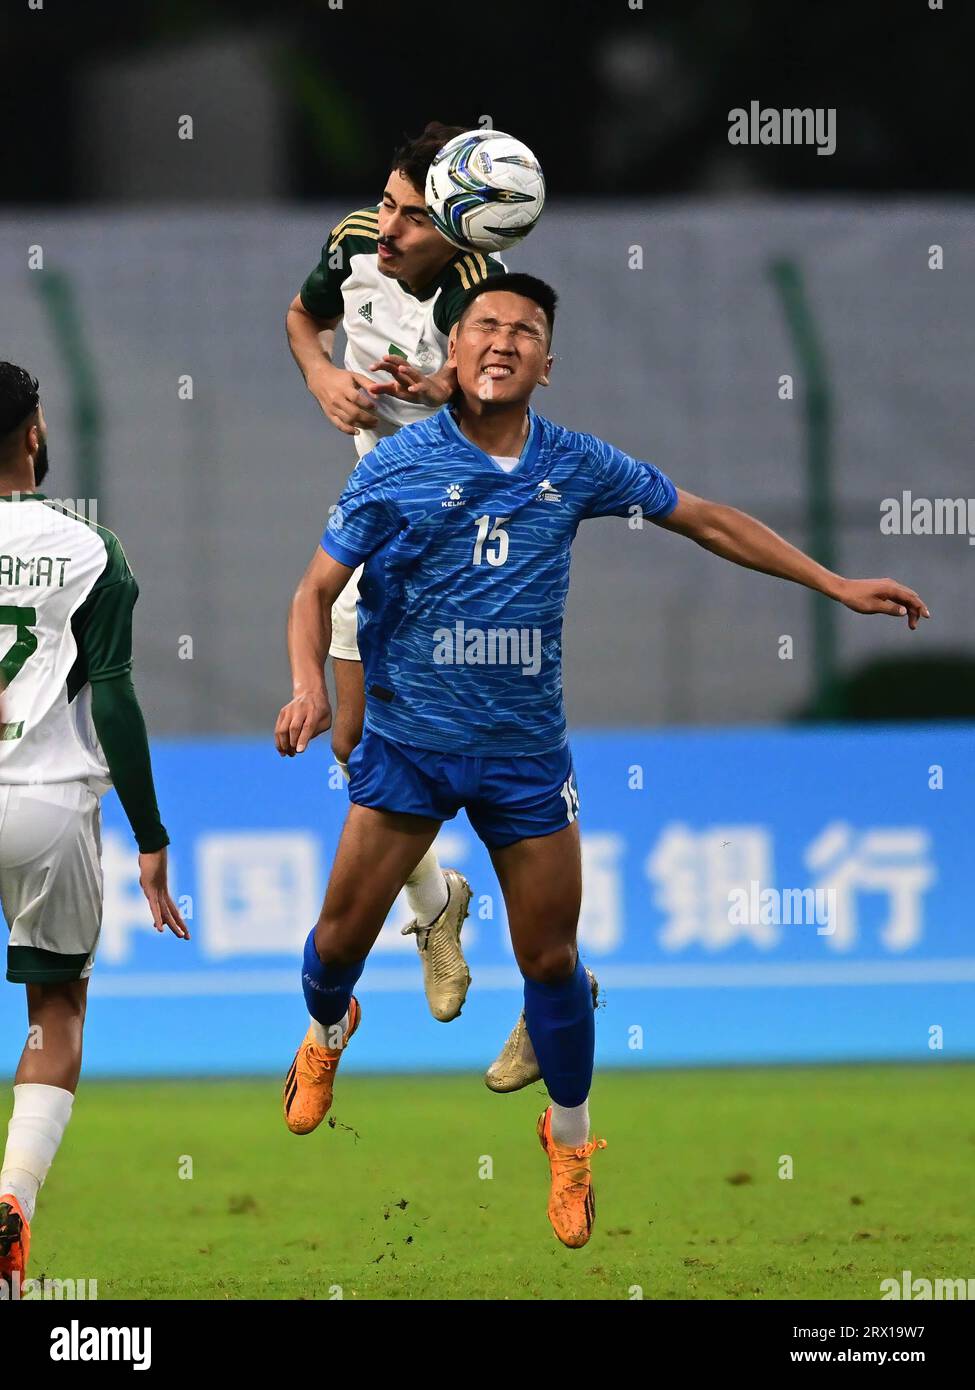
[425,130,545,254]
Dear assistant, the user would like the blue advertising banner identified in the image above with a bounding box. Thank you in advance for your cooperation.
[2,726,971,1076]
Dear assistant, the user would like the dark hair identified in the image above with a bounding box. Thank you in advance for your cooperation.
[391,121,468,192]
[0,362,39,439]
[457,272,558,343]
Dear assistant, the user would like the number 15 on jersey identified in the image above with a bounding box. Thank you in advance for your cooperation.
[472,515,510,567]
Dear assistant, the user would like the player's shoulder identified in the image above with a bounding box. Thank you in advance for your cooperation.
[4,498,135,588]
[535,416,603,462]
[444,248,506,294]
[46,503,134,584]
[432,252,506,334]
[88,521,135,586]
[327,205,380,252]
[535,419,637,494]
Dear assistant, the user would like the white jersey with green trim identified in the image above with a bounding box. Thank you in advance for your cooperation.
[299,205,506,440]
[0,494,133,790]
[339,252,450,435]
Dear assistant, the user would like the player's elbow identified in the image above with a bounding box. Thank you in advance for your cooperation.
[294,567,344,616]
[286,295,305,332]
[292,575,330,616]
[672,494,728,546]
[692,509,727,547]
[287,296,336,336]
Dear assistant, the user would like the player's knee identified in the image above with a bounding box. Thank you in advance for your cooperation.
[516,941,577,985]
[29,979,88,1025]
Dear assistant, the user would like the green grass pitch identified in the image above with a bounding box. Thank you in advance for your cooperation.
[14,1063,974,1300]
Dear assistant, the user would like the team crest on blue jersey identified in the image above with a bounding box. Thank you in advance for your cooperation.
[442,483,466,509]
[535,478,562,503]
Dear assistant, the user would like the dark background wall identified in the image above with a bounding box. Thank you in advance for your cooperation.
[3,0,971,205]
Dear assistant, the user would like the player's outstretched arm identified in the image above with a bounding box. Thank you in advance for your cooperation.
[275,547,356,756]
[654,489,930,629]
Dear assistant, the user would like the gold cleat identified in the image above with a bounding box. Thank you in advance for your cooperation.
[485,968,599,1093]
[401,868,472,1022]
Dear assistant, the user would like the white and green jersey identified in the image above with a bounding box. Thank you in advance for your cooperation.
[0,493,137,790]
[300,204,506,452]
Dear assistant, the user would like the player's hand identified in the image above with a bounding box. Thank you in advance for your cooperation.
[367,356,456,407]
[138,848,190,939]
[308,364,379,436]
[275,691,332,756]
[836,577,930,629]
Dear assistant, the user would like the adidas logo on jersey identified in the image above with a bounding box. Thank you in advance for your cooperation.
[535,479,562,503]
[442,483,466,509]
[358,301,373,322]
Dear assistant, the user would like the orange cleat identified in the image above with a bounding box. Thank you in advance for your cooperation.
[0,1194,31,1290]
[536,1106,606,1249]
[283,997,362,1135]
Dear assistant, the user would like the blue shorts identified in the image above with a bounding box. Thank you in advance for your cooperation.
[346,727,581,849]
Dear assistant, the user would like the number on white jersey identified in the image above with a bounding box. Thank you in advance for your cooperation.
[0,605,39,707]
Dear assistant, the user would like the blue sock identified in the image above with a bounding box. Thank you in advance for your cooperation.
[301,927,365,1027]
[523,956,594,1107]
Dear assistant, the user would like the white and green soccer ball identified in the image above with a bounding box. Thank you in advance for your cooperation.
[425,130,545,253]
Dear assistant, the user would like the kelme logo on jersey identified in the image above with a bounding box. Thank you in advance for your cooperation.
[535,478,562,503]
[442,483,466,509]
[357,301,373,323]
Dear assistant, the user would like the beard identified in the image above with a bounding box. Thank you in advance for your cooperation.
[34,440,49,486]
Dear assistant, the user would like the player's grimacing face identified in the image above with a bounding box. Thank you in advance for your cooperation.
[450,292,553,405]
[377,170,451,284]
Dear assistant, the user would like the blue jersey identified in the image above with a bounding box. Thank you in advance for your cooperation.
[321,406,678,756]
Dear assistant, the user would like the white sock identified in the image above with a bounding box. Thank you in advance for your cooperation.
[309,1011,349,1049]
[1,1083,75,1223]
[550,1099,590,1149]
[404,851,449,926]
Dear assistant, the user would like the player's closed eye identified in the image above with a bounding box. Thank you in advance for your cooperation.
[383,196,426,223]
[471,318,541,340]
